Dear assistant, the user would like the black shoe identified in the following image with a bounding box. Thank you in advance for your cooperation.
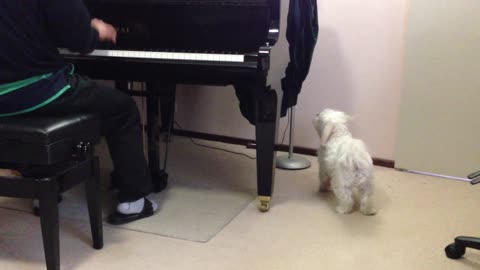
[107,198,156,225]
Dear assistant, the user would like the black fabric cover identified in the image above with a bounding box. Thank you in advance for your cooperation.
[280,0,319,116]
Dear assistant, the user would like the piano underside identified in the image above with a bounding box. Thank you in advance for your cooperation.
[62,0,280,212]
[63,50,266,85]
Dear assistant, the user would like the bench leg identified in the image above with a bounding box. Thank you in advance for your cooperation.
[39,181,60,270]
[85,157,104,250]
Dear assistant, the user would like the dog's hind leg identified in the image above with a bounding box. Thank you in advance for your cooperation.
[318,157,332,192]
[318,170,331,192]
[359,181,377,216]
[332,183,354,214]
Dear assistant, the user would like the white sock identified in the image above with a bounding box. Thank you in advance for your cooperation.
[117,198,158,215]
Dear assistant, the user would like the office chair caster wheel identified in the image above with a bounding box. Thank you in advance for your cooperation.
[445,243,465,259]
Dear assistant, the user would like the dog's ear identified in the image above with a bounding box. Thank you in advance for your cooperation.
[346,113,353,122]
[341,112,353,123]
[320,122,334,145]
[312,115,322,133]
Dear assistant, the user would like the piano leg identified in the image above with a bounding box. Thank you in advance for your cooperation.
[146,82,168,193]
[159,84,175,173]
[255,87,279,212]
[160,86,175,136]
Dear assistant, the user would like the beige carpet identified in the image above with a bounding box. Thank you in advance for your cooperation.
[0,138,480,269]
[0,137,256,242]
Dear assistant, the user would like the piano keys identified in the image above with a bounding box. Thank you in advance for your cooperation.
[60,0,280,212]
[60,49,246,63]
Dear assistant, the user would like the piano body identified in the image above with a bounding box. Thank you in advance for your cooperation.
[60,0,280,212]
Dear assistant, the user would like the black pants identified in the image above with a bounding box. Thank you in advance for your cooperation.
[34,74,152,203]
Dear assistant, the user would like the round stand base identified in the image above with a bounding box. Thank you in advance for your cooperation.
[276,155,311,170]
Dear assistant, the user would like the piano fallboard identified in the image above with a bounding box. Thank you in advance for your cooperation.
[83,0,273,52]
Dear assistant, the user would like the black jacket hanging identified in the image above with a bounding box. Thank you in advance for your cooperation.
[280,0,319,117]
[234,0,319,124]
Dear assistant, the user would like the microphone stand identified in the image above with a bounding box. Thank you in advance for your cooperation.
[276,106,311,170]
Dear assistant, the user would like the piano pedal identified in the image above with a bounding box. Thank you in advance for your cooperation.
[152,170,168,193]
[257,196,271,212]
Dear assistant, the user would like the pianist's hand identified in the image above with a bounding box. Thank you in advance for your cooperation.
[91,18,117,43]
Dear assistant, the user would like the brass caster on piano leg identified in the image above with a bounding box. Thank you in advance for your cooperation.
[258,196,271,212]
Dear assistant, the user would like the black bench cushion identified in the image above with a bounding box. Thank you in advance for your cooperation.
[0,114,100,165]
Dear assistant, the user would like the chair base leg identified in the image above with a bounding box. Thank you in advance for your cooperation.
[445,236,480,259]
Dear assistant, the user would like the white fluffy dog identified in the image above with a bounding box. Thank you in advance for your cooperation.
[313,109,376,215]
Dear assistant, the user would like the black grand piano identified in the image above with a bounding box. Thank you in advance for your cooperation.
[60,0,280,212]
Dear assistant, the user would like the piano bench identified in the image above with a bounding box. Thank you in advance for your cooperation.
[0,113,103,270]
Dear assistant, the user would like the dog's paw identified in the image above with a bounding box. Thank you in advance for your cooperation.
[336,205,353,214]
[360,207,377,216]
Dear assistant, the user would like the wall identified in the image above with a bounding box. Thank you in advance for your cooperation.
[173,0,408,160]
[395,0,480,177]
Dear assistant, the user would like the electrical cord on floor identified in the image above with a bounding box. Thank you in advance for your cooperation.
[173,121,256,160]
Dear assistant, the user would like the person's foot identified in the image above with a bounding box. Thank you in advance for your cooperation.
[107,197,158,225]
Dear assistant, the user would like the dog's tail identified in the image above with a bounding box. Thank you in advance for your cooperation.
[337,139,373,172]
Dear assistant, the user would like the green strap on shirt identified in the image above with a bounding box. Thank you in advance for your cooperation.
[0,73,53,96]
[0,65,74,95]
[0,65,75,117]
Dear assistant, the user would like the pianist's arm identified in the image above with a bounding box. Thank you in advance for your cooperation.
[42,0,98,54]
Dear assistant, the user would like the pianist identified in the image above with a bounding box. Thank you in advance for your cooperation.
[0,0,158,224]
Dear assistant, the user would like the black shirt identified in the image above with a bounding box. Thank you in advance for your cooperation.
[0,0,98,83]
